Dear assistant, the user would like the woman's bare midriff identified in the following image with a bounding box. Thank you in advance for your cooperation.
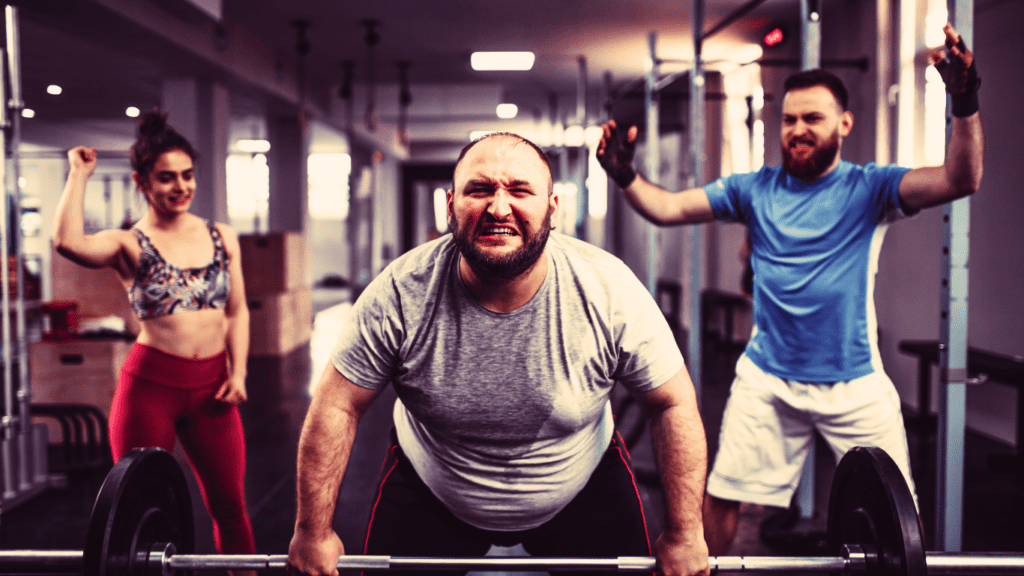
[135,308,228,359]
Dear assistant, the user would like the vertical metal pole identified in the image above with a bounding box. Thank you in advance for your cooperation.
[936,0,972,554]
[576,57,588,240]
[103,175,113,229]
[576,56,588,126]
[6,4,28,492]
[122,175,134,225]
[688,0,705,404]
[602,71,614,252]
[559,145,570,233]
[644,32,659,296]
[0,49,12,502]
[795,0,823,520]
[801,0,822,69]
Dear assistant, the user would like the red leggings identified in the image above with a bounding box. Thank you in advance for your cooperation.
[110,342,256,555]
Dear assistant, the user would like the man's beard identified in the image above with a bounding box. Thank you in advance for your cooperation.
[451,211,551,280]
[782,128,840,179]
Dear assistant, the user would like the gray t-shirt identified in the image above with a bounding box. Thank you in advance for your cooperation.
[331,233,683,530]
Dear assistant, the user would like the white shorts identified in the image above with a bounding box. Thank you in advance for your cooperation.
[706,354,917,508]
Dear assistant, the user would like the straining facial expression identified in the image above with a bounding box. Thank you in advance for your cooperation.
[448,134,558,280]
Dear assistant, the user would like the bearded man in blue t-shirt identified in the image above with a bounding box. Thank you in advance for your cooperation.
[596,23,983,556]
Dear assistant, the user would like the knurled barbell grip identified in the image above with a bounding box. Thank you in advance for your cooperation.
[713,557,849,572]
[162,552,851,573]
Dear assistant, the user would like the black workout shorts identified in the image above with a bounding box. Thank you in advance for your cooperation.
[363,430,652,576]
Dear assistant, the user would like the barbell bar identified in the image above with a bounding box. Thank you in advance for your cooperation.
[1,447,1022,576]
[3,545,1024,574]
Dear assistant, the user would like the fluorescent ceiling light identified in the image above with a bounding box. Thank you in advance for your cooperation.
[496,103,518,119]
[237,139,271,153]
[46,85,62,95]
[471,52,535,71]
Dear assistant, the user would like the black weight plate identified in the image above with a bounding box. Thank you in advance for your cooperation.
[83,447,194,576]
[827,446,926,576]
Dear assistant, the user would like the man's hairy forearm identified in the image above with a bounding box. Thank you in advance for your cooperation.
[294,402,359,535]
[650,405,708,537]
[945,113,984,194]
[623,176,678,226]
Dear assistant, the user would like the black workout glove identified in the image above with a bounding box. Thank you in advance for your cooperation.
[597,122,638,189]
[932,32,980,117]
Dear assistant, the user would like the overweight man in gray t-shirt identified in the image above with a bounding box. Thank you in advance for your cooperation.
[286,133,710,576]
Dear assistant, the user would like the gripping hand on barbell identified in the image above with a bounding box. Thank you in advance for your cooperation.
[287,529,345,576]
[655,531,711,576]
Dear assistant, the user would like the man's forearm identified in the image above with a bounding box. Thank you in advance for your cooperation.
[945,113,984,194]
[294,398,360,535]
[622,175,680,226]
[649,404,708,538]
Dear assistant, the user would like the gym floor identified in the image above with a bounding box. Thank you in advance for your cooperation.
[1,290,1022,573]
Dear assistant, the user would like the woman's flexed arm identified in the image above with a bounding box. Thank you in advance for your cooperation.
[53,146,132,271]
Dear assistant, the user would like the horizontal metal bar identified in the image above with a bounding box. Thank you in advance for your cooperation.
[701,0,770,41]
[390,557,628,571]
[755,57,871,72]
[166,554,850,572]
[0,550,82,573]
[714,557,847,572]
[926,552,1024,575]
[4,550,1021,575]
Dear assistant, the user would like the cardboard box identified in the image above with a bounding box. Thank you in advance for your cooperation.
[248,286,313,356]
[29,338,133,443]
[239,232,306,295]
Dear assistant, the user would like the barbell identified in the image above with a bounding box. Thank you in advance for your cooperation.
[0,446,1022,576]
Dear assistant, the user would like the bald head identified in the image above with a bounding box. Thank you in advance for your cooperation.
[452,133,553,195]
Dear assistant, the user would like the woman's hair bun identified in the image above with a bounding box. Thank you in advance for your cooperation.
[136,110,169,137]
[129,109,197,177]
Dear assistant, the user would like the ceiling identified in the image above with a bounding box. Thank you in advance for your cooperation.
[11,0,803,154]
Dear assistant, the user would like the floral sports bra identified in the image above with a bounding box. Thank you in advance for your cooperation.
[128,221,231,320]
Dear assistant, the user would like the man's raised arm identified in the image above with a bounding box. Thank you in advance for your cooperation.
[899,23,985,211]
[287,366,380,576]
[596,120,717,226]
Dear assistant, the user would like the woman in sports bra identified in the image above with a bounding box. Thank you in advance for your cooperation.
[53,111,256,573]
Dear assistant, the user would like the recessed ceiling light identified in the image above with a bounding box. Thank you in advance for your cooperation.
[46,85,62,95]
[471,52,535,71]
[126,106,140,118]
[21,109,34,118]
[496,103,518,119]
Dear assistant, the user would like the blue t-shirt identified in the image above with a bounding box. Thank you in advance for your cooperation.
[704,161,910,382]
